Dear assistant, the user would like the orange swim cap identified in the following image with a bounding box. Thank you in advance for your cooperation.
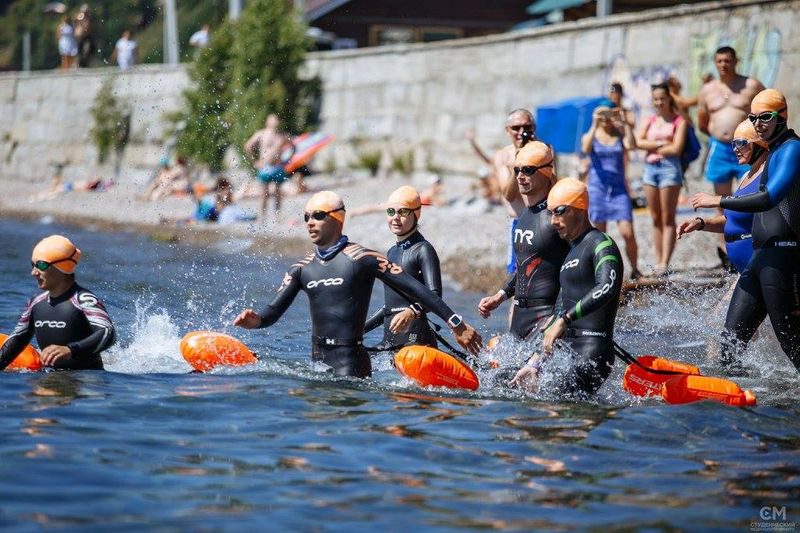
[751,89,788,119]
[32,235,81,274]
[547,177,589,211]
[387,185,422,216]
[305,191,346,224]
[515,141,553,167]
[733,119,768,149]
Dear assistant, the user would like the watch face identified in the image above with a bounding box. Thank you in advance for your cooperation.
[449,314,463,327]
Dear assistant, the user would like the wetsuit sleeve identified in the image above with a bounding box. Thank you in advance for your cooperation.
[68,291,116,358]
[720,143,800,212]
[563,235,622,323]
[0,299,36,370]
[502,273,517,297]
[258,266,302,328]
[418,243,443,297]
[370,255,458,324]
[364,307,386,332]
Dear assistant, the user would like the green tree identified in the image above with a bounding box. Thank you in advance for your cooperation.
[89,76,130,166]
[174,0,319,171]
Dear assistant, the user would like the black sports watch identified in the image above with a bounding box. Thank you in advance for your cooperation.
[447,314,464,328]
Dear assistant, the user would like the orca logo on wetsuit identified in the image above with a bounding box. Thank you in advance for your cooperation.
[591,270,617,299]
[561,259,580,272]
[306,278,344,289]
[35,320,67,328]
[515,229,535,245]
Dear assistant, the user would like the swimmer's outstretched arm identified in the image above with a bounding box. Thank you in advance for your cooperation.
[0,301,35,370]
[720,142,800,212]
[237,266,302,329]
[364,307,385,333]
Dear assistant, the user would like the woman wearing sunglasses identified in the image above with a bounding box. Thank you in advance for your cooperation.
[636,83,689,277]
[364,186,441,349]
[679,119,768,275]
[581,105,641,280]
[0,235,116,371]
[709,89,800,374]
[234,191,482,378]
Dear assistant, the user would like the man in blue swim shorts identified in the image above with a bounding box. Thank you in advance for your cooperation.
[697,46,764,251]
[244,114,295,223]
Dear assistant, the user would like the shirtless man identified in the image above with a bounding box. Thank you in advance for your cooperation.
[697,47,765,198]
[244,114,295,222]
[493,109,537,274]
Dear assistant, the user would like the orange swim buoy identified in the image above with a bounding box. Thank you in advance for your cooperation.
[622,355,701,397]
[661,374,757,407]
[394,345,479,390]
[0,333,42,372]
[179,331,258,372]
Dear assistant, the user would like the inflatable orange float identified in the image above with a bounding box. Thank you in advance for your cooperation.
[180,331,258,372]
[661,374,756,407]
[394,345,479,390]
[622,355,701,397]
[0,333,42,372]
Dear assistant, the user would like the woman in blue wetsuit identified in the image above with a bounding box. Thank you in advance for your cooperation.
[677,119,768,273]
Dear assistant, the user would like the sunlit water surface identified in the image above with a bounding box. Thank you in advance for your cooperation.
[0,218,798,530]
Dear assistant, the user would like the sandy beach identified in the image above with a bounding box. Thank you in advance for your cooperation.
[1,172,725,291]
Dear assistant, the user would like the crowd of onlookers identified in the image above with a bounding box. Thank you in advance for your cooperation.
[55,4,210,71]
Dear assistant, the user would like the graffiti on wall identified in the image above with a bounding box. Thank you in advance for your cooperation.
[603,23,782,124]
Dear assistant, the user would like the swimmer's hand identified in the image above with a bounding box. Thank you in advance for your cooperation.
[233,309,262,329]
[40,345,72,367]
[677,218,703,239]
[542,317,567,355]
[389,308,416,334]
[478,290,505,318]
[452,322,483,356]
[690,192,721,210]
[508,354,543,391]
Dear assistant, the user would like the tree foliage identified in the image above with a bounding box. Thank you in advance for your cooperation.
[174,0,320,171]
[89,76,130,164]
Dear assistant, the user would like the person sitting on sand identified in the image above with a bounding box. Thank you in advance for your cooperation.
[142,158,190,201]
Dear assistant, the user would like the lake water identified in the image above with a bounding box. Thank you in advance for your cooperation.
[0,218,798,530]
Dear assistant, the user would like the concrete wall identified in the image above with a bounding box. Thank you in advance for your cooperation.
[1,0,797,184]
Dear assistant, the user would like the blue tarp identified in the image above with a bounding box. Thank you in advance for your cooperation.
[535,96,608,154]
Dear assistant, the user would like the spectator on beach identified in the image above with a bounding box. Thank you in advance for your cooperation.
[189,24,210,55]
[697,46,765,254]
[607,82,635,129]
[31,176,114,202]
[142,158,189,202]
[111,30,137,71]
[74,4,94,68]
[243,113,295,223]
[581,106,641,279]
[465,129,501,204]
[636,83,688,276]
[57,14,77,70]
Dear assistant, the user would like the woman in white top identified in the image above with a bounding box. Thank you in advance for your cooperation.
[57,15,78,70]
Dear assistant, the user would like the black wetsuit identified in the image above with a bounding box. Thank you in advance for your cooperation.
[364,230,441,348]
[257,240,461,378]
[0,283,115,370]
[552,229,623,395]
[718,128,800,371]
[502,198,570,338]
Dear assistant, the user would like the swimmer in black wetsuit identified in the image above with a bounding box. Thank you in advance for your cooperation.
[709,89,800,373]
[478,142,569,338]
[0,235,116,370]
[233,191,482,378]
[364,186,441,349]
[510,178,623,397]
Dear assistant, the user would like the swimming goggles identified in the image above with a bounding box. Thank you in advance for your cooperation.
[386,207,418,217]
[304,208,344,222]
[747,109,785,123]
[549,205,570,216]
[731,138,751,150]
[513,162,553,176]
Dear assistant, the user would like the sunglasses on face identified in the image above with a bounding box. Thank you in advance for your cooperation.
[748,110,784,123]
[303,207,344,222]
[731,138,752,150]
[508,124,533,132]
[513,162,553,176]
[386,207,417,217]
[549,205,570,216]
